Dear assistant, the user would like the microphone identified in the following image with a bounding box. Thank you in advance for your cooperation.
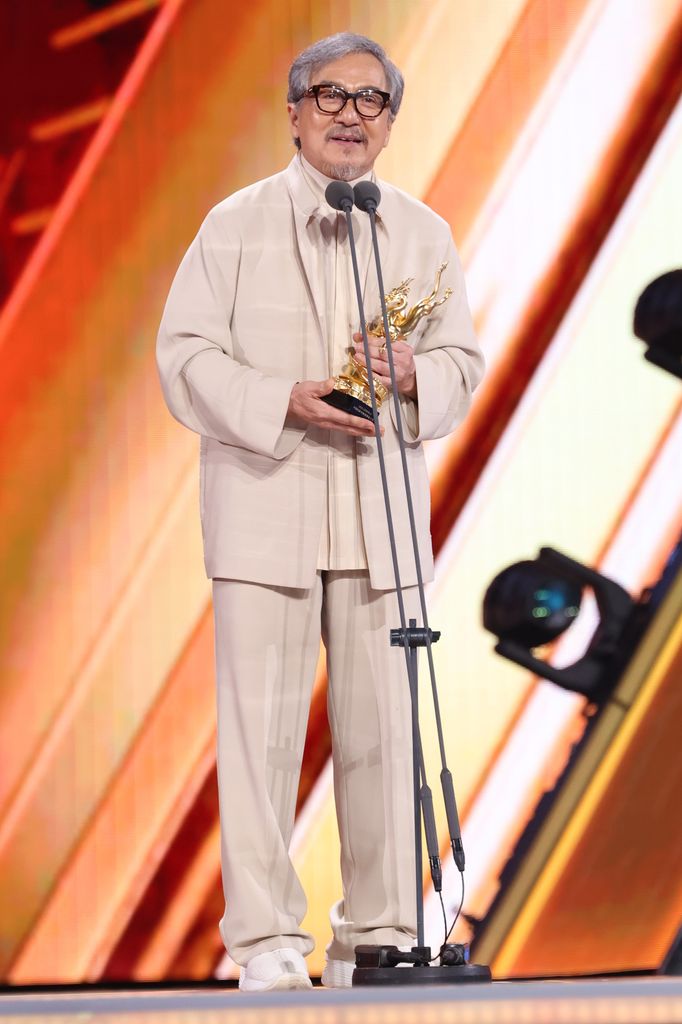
[325,180,354,212]
[353,181,381,213]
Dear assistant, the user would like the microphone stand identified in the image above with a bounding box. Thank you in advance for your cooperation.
[325,181,490,986]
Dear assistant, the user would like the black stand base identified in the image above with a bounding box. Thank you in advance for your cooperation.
[352,964,492,985]
[320,390,374,421]
[352,945,492,987]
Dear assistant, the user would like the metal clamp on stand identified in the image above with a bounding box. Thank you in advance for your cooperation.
[390,626,441,647]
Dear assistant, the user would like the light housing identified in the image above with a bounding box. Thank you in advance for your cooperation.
[483,548,634,701]
[633,269,682,380]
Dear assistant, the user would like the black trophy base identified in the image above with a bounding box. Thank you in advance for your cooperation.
[352,945,492,987]
[321,389,374,422]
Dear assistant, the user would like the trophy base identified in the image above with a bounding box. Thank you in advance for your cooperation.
[321,390,375,422]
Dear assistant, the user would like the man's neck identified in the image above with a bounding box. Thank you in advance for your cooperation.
[299,153,374,191]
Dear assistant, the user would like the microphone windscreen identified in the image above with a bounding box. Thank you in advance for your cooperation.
[325,181,354,211]
[354,181,381,212]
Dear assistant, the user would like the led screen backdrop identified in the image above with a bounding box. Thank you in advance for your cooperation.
[0,0,680,984]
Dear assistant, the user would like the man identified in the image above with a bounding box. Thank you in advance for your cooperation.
[157,32,483,992]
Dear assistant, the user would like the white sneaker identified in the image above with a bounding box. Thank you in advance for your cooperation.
[321,958,355,988]
[239,947,312,992]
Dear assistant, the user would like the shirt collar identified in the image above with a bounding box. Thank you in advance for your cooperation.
[297,153,380,222]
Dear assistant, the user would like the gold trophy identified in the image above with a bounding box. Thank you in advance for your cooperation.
[322,263,453,421]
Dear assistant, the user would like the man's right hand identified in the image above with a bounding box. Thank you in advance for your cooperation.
[285,379,382,437]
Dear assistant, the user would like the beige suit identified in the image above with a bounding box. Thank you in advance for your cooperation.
[157,156,483,966]
[157,157,483,590]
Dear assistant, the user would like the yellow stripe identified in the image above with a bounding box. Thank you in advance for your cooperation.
[30,98,111,142]
[50,0,163,49]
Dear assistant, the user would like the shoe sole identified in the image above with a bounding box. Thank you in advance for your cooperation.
[240,974,312,992]
[321,963,355,989]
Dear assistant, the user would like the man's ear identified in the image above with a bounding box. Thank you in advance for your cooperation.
[287,102,300,145]
[382,118,393,149]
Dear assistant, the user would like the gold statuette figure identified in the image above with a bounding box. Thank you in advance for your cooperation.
[322,263,453,421]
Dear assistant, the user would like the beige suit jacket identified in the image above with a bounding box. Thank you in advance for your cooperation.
[156,157,484,589]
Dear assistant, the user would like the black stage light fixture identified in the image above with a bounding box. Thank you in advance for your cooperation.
[483,560,582,649]
[633,268,682,379]
[483,547,634,702]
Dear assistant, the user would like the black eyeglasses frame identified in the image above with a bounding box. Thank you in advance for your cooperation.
[302,83,391,120]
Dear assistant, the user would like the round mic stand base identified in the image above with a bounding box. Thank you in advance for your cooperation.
[352,944,492,986]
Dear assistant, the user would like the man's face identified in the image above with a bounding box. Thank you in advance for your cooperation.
[288,52,393,181]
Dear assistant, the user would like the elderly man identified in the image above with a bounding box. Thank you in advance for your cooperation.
[157,32,483,991]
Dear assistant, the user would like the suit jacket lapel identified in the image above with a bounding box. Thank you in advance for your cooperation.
[284,159,325,350]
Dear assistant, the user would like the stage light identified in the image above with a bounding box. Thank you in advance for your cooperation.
[483,548,634,701]
[633,269,682,379]
[482,561,582,649]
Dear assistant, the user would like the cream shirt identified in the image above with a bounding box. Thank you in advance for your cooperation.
[298,154,375,571]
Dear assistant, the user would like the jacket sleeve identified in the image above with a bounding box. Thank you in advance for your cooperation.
[156,208,305,459]
[390,232,484,443]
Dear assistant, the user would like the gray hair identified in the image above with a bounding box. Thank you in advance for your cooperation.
[288,32,404,121]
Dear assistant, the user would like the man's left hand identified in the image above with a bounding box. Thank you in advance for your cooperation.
[352,332,417,400]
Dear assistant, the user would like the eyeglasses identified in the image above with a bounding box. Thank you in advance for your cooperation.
[303,84,390,120]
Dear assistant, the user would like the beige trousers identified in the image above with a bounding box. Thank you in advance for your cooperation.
[213,570,419,966]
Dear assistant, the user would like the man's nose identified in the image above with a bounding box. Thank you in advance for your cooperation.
[335,102,360,125]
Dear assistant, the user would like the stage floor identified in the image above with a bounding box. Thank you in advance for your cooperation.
[0,977,681,1024]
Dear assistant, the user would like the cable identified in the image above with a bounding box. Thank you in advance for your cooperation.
[444,870,466,946]
[429,871,466,963]
[439,891,448,942]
